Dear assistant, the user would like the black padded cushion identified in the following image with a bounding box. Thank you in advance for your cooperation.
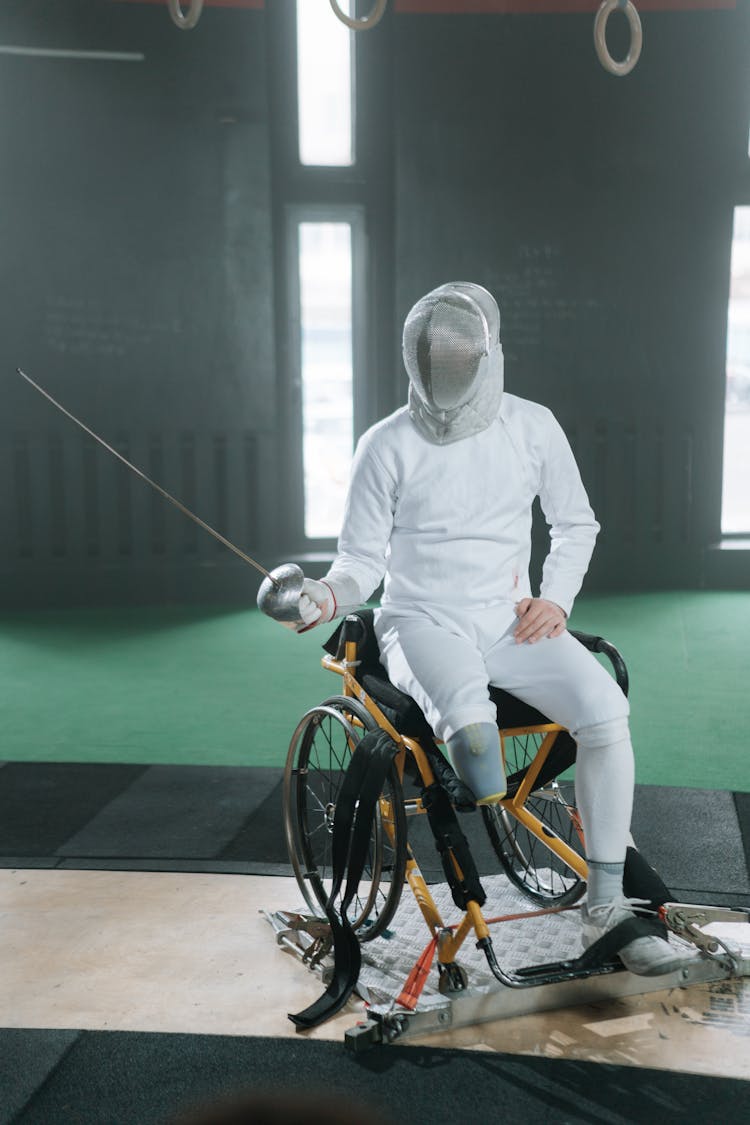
[360,674,434,740]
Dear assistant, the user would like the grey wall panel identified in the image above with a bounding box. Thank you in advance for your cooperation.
[393,7,749,589]
[0,0,276,606]
[1,2,747,603]
[2,427,268,603]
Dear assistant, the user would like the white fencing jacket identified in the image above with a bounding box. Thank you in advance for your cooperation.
[324,393,599,622]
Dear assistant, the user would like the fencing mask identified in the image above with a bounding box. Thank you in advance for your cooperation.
[403,282,504,445]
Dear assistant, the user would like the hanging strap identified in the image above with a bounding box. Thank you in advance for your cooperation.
[421,783,487,910]
[289,729,399,1029]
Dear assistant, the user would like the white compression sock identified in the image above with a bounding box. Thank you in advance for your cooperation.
[586,860,626,909]
[573,717,635,891]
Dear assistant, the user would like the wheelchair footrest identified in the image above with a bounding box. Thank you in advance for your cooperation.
[479,935,621,989]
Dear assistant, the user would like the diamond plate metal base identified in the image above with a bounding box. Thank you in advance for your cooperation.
[263,873,750,1047]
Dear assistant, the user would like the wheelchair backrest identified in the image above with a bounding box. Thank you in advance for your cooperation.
[322,609,385,681]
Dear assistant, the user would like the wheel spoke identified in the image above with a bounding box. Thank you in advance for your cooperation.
[484,730,585,906]
[284,699,406,940]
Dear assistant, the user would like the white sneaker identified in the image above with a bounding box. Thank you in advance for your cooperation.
[581,896,687,977]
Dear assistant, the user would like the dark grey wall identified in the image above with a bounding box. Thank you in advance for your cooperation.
[1,1,747,607]
[392,5,750,590]
[0,0,275,606]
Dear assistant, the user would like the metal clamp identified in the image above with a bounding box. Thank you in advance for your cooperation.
[594,0,643,78]
[264,910,333,970]
[661,902,749,971]
[167,0,204,31]
[329,0,388,32]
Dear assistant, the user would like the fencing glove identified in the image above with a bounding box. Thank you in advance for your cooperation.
[297,578,336,633]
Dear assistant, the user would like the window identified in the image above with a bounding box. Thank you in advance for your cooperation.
[294,3,359,539]
[298,221,354,539]
[721,206,750,534]
[296,0,354,166]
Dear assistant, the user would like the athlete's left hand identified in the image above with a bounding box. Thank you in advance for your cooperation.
[513,598,567,644]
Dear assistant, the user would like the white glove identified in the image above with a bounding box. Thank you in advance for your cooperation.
[297,578,336,633]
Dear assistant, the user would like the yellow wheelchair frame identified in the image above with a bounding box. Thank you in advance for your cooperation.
[278,611,750,1044]
[281,611,627,992]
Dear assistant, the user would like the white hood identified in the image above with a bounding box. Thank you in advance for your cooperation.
[403,281,504,445]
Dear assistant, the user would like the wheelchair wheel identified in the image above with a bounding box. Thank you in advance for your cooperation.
[481,731,586,906]
[283,695,407,941]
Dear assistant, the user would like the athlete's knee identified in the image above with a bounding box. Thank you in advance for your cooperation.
[575,714,631,752]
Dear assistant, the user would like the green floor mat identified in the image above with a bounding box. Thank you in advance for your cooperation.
[1,591,748,791]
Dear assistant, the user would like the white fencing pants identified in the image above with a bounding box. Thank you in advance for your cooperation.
[375,603,634,863]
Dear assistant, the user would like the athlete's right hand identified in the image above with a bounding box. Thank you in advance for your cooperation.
[296,578,336,633]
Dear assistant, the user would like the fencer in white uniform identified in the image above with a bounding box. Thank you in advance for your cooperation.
[278,281,684,977]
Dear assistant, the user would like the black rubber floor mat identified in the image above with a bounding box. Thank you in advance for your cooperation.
[0,762,147,855]
[3,1028,749,1125]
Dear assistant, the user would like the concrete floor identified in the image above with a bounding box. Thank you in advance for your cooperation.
[3,868,749,1078]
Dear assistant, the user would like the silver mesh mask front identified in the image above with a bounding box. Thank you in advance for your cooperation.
[403,282,504,445]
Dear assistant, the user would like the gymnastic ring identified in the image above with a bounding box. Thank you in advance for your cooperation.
[594,0,643,77]
[167,0,204,31]
[329,0,388,32]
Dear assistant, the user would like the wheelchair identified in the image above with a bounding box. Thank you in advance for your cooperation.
[276,609,749,1039]
[283,610,629,952]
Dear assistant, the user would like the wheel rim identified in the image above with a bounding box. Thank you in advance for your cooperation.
[284,703,402,934]
[484,730,585,904]
[497,783,583,900]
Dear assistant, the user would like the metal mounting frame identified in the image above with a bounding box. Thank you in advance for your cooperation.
[263,875,750,1051]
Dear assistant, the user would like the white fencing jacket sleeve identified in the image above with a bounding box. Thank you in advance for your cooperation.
[322,424,397,617]
[533,409,600,616]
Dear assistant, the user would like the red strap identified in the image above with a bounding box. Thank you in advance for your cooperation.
[396,935,438,1011]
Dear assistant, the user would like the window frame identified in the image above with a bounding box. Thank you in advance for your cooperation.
[284,202,367,547]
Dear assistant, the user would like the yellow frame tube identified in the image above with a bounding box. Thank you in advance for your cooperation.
[506,803,588,879]
[319,649,588,948]
[499,727,589,880]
